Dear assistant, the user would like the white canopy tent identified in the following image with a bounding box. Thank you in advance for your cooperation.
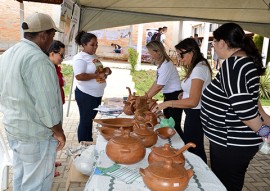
[77,0,270,38]
[17,0,270,116]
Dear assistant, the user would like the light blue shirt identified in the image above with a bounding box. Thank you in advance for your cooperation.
[0,38,63,141]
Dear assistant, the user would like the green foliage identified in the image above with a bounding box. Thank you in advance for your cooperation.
[131,70,163,101]
[128,47,139,72]
[253,34,264,52]
[260,67,270,99]
[61,64,73,97]
[253,34,270,64]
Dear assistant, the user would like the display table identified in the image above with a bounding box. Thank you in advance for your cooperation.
[84,113,226,191]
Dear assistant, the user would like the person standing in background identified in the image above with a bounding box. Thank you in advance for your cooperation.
[153,38,212,163]
[194,34,202,47]
[0,13,65,191]
[146,40,184,138]
[73,31,112,143]
[201,23,269,191]
[111,43,122,53]
[160,26,173,50]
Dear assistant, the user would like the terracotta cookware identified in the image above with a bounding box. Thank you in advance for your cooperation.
[148,142,196,166]
[131,122,158,147]
[140,159,193,191]
[105,129,146,164]
[93,118,134,131]
[98,126,122,141]
[155,127,176,139]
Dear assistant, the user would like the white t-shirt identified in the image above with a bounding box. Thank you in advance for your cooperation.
[181,61,211,109]
[160,33,165,44]
[157,60,181,93]
[72,51,106,97]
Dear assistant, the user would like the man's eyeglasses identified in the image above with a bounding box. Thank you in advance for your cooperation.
[178,49,192,59]
[53,51,65,59]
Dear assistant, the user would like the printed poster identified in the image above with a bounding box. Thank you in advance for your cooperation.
[59,0,74,45]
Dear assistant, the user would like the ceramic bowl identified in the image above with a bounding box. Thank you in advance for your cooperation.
[98,126,121,141]
[94,118,134,130]
[155,127,176,139]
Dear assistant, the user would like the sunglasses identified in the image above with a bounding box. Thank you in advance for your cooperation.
[53,51,65,59]
[178,49,192,59]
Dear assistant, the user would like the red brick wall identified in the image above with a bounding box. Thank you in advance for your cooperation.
[0,0,56,49]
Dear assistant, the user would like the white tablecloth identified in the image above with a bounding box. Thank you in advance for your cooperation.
[84,113,226,191]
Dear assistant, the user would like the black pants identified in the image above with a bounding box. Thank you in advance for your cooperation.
[183,108,207,163]
[75,87,102,142]
[210,142,259,191]
[163,91,183,139]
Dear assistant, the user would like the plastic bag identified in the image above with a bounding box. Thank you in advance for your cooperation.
[259,139,270,154]
[159,117,175,128]
[73,145,98,176]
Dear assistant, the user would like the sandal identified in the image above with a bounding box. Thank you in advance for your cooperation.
[55,162,62,167]
[54,171,60,177]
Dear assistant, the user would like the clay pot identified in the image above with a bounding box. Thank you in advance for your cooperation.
[144,111,158,127]
[93,118,134,131]
[98,126,122,141]
[140,159,193,191]
[123,87,138,115]
[123,100,136,115]
[106,129,146,164]
[147,98,158,111]
[155,127,176,139]
[131,122,158,147]
[148,143,196,166]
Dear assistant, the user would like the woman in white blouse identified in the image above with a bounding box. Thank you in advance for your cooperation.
[146,40,183,138]
[153,38,212,163]
[72,31,112,142]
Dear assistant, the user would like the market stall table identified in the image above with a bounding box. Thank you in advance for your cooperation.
[84,113,226,191]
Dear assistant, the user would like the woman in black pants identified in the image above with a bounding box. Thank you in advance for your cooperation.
[72,31,112,142]
[146,40,183,138]
[153,38,212,163]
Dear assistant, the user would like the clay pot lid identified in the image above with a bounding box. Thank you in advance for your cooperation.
[148,159,185,179]
[111,130,141,144]
[152,143,179,157]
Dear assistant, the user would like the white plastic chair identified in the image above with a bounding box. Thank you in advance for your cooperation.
[0,132,12,190]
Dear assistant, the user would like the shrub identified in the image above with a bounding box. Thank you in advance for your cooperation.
[128,47,139,72]
[260,67,270,99]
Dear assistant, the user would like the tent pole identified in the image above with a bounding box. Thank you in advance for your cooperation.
[20,2,24,39]
[66,72,74,117]
[201,22,210,59]
[136,24,143,71]
[262,37,269,67]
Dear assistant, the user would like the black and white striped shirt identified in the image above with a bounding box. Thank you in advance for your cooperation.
[201,56,262,147]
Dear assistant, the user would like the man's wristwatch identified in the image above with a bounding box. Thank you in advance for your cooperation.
[256,125,270,137]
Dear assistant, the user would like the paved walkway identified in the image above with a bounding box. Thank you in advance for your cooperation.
[1,61,270,191]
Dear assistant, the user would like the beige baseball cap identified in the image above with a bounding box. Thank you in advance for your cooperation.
[22,12,63,33]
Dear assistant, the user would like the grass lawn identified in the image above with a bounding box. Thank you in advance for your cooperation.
[61,64,270,106]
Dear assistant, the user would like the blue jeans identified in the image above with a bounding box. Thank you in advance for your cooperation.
[7,136,58,191]
[75,87,102,142]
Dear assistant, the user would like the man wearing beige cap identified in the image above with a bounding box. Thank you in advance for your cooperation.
[0,12,65,191]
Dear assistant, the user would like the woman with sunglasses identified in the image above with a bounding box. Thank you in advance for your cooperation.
[48,40,66,105]
[152,38,212,163]
[201,23,269,191]
[48,40,66,177]
[146,40,184,139]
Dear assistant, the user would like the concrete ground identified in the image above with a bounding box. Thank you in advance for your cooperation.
[1,61,270,191]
